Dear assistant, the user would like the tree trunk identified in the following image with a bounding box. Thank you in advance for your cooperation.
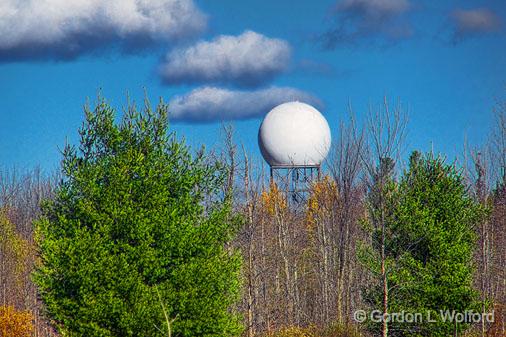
[381,206,389,337]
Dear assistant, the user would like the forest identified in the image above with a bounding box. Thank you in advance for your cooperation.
[0,96,504,337]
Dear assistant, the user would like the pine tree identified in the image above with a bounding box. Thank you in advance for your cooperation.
[34,97,243,337]
[363,152,485,336]
[361,156,398,337]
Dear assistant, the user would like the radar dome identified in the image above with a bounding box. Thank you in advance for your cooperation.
[258,101,331,166]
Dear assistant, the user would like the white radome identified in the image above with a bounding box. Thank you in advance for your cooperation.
[258,101,331,166]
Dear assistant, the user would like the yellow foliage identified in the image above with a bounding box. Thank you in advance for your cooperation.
[0,208,31,286]
[0,305,34,337]
[261,183,287,216]
[265,326,317,337]
[306,176,338,230]
[263,324,364,337]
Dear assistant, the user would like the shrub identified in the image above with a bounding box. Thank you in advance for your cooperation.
[265,326,317,337]
[264,324,364,337]
[320,323,363,337]
[0,305,34,337]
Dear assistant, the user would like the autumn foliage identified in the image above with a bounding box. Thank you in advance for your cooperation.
[0,305,34,337]
[262,324,363,337]
[0,96,504,337]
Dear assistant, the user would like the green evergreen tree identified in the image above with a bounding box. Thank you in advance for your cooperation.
[361,157,399,337]
[363,152,485,336]
[34,97,243,337]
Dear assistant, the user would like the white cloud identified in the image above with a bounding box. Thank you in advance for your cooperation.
[451,8,501,41]
[169,86,322,123]
[0,0,207,61]
[159,31,291,87]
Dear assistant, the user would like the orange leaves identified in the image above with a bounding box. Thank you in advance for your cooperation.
[305,176,338,231]
[0,305,34,337]
[261,183,287,216]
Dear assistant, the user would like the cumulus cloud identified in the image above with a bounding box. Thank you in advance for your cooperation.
[168,86,322,123]
[319,0,412,49]
[450,8,501,42]
[0,0,207,61]
[159,31,291,88]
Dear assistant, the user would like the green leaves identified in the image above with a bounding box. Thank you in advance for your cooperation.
[363,153,484,336]
[34,96,242,336]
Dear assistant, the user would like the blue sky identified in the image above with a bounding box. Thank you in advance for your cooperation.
[1,0,505,172]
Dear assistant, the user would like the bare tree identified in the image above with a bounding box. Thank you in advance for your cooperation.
[361,97,408,337]
[462,98,506,337]
[324,112,367,325]
[0,167,58,337]
[219,124,239,199]
[490,101,506,185]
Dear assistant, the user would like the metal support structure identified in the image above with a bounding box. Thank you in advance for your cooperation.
[269,164,320,206]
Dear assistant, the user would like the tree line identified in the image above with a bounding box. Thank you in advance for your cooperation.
[0,95,504,336]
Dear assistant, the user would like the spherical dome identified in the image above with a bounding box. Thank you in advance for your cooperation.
[258,101,331,166]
